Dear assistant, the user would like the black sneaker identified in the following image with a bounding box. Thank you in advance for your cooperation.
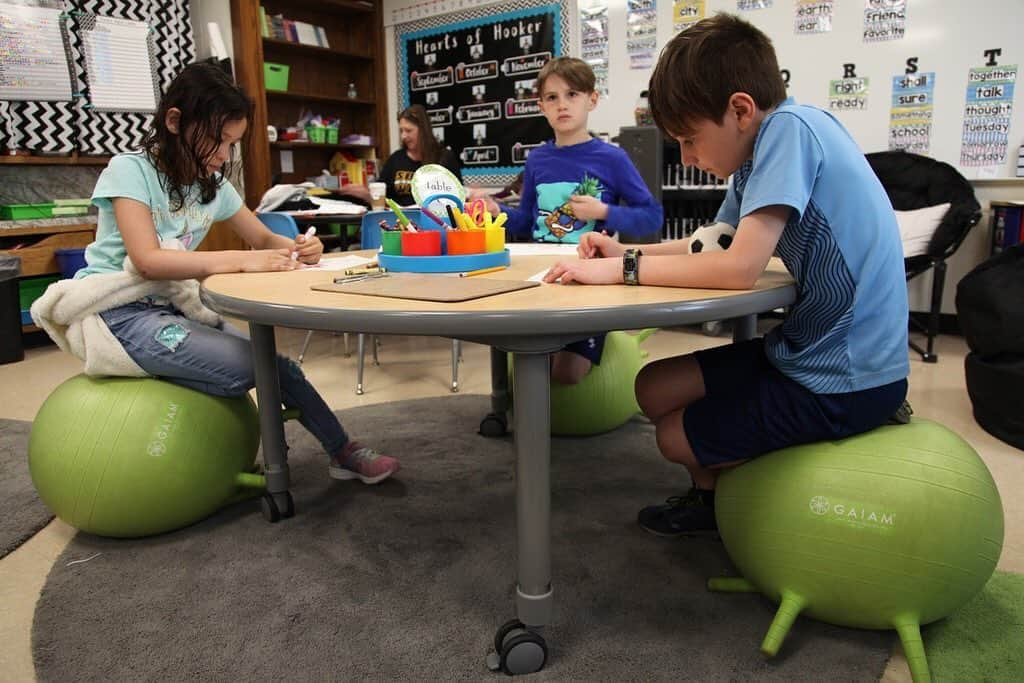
[637,489,718,537]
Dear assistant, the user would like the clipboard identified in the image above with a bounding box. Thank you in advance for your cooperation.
[310,273,540,302]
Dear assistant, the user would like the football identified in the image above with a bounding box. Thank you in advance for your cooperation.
[687,222,737,253]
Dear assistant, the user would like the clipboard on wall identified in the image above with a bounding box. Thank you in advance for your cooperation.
[310,273,540,302]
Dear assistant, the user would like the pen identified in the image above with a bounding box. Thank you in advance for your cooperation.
[292,226,316,260]
[460,265,507,278]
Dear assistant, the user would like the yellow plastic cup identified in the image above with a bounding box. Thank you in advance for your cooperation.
[484,226,505,253]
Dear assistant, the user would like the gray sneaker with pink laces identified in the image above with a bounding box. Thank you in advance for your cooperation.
[329,442,400,484]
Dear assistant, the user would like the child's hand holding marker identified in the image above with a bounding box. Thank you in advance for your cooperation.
[292,226,323,264]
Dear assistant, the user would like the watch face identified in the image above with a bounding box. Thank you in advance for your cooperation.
[623,249,639,284]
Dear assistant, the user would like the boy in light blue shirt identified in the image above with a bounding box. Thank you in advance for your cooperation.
[544,14,909,535]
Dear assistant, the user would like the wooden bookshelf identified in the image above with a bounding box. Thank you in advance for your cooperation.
[230,0,390,208]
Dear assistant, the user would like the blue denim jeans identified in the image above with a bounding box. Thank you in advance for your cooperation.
[100,301,349,457]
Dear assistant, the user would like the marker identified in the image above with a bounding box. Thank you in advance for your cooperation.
[292,226,316,260]
[385,198,410,228]
[460,265,507,278]
[333,272,389,284]
[420,205,447,229]
[445,204,460,231]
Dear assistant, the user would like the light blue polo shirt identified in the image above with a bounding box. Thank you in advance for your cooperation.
[77,152,243,278]
[716,98,909,394]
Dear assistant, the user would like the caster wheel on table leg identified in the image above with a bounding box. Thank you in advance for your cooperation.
[486,619,548,675]
[260,491,295,523]
[479,413,508,438]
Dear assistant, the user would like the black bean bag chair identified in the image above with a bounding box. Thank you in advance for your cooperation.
[957,244,1024,450]
[964,352,1024,450]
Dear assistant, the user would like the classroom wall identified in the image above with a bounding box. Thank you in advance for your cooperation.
[377,0,1024,315]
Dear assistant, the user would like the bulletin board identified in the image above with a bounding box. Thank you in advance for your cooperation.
[0,0,193,156]
[395,0,572,187]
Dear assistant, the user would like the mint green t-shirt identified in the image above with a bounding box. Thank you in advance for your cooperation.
[77,152,244,278]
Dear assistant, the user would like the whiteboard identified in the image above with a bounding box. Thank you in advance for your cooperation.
[575,0,1024,180]
[81,15,158,113]
[0,3,73,102]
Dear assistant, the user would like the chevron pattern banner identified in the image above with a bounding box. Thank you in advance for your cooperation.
[0,0,193,156]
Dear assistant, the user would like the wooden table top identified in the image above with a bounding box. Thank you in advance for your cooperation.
[201,251,796,341]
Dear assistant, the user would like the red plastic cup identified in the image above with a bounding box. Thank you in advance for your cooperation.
[401,230,441,256]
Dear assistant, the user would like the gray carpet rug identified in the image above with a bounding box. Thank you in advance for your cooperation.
[33,395,890,681]
[0,418,52,558]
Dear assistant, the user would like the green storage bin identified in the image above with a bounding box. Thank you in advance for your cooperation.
[263,62,290,91]
[19,274,60,310]
[19,274,60,309]
[0,203,54,220]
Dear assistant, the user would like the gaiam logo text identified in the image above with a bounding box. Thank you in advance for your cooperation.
[809,495,895,527]
[146,402,180,457]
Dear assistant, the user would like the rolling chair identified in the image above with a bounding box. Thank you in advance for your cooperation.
[865,151,982,362]
[358,209,462,394]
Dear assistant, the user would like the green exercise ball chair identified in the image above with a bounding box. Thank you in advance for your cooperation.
[709,419,1004,683]
[508,329,656,436]
[29,375,266,538]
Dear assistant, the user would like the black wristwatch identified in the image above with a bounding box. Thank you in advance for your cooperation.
[623,248,642,285]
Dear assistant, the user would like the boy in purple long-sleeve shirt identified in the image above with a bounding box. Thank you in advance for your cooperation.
[478,57,663,383]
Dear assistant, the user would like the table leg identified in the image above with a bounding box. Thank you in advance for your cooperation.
[249,322,293,521]
[512,351,553,626]
[487,350,551,674]
[478,346,510,437]
[732,313,757,342]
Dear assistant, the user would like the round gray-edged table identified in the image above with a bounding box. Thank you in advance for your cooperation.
[201,251,795,675]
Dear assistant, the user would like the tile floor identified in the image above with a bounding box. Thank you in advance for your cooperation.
[1,326,1020,682]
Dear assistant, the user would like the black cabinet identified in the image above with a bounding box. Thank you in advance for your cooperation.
[618,126,728,242]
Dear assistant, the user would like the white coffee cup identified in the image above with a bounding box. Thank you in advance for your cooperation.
[368,181,387,208]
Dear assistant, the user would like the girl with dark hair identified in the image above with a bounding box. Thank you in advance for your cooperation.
[379,104,461,206]
[74,63,399,485]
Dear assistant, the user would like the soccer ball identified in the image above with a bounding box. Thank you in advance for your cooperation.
[688,222,736,253]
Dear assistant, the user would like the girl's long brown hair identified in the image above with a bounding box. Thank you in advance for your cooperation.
[141,63,253,211]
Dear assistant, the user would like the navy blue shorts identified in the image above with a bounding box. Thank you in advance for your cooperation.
[683,338,907,468]
[562,333,606,365]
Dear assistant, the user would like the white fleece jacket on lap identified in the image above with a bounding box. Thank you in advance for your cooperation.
[29,239,222,378]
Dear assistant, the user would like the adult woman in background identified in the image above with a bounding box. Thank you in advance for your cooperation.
[379,105,462,206]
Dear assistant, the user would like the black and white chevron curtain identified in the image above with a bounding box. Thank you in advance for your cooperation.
[0,0,193,155]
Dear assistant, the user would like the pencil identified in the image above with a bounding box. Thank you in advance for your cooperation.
[460,265,507,278]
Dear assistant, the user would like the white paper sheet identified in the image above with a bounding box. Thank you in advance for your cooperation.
[506,243,579,256]
[305,255,376,271]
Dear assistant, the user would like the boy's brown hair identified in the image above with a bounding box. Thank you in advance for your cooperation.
[536,56,596,96]
[648,13,786,138]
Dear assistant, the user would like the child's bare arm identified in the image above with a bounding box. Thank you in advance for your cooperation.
[546,205,787,287]
[115,198,295,279]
